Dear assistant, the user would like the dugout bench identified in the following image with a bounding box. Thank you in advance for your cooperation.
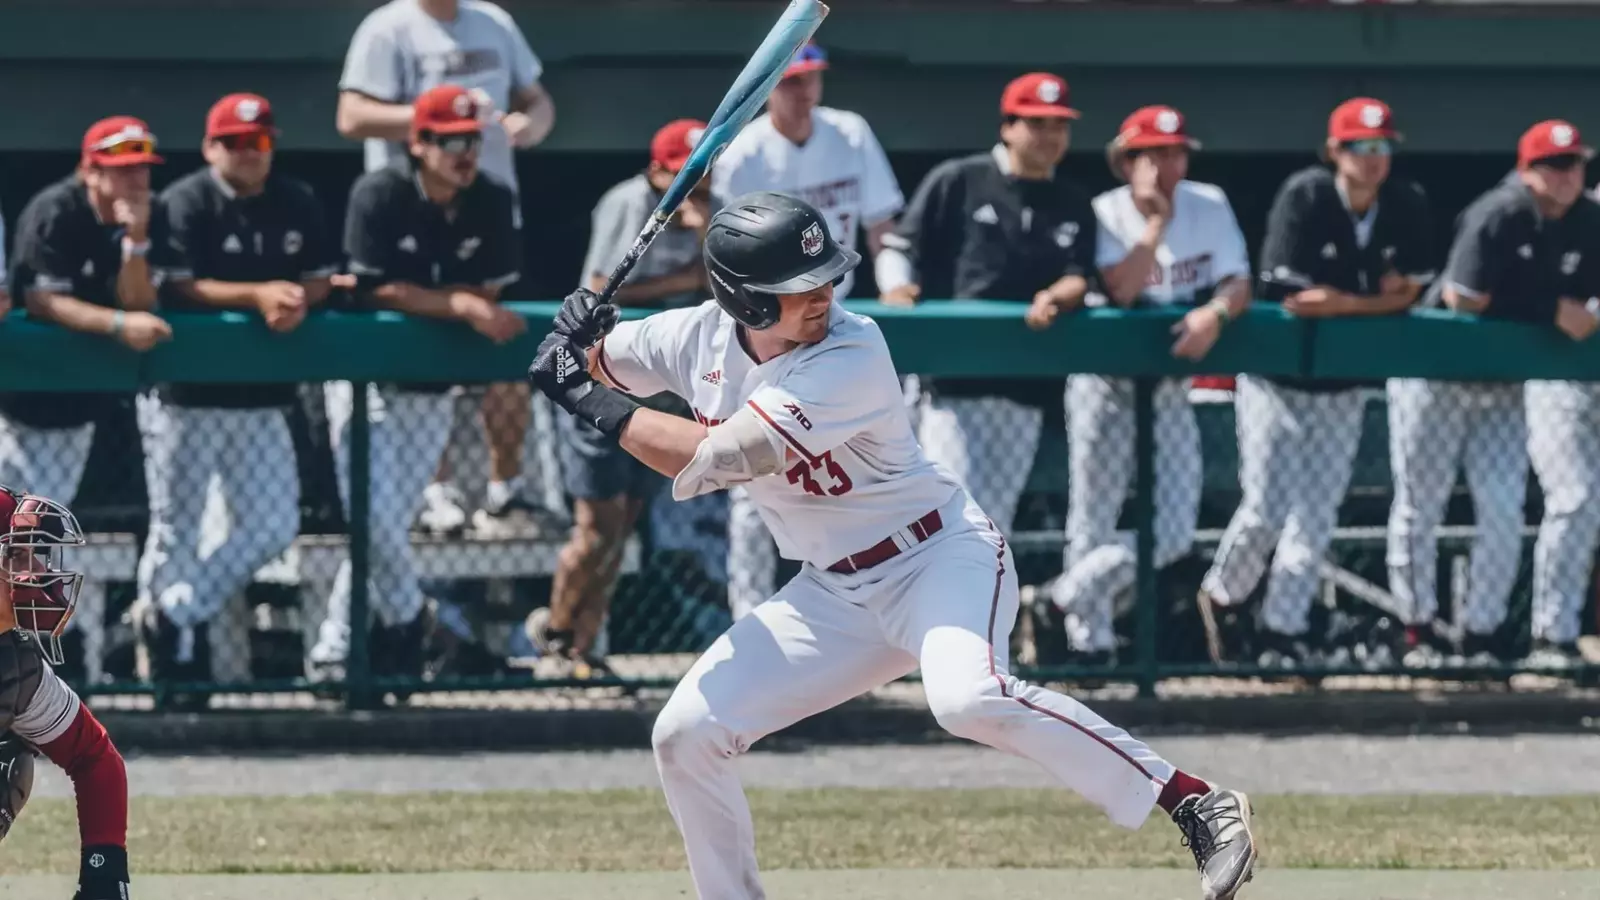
[69,528,641,685]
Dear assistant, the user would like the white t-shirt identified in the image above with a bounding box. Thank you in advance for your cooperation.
[597,301,960,567]
[712,107,904,298]
[1093,179,1250,306]
[340,0,543,195]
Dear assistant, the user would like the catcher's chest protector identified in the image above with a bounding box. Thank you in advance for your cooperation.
[0,629,45,734]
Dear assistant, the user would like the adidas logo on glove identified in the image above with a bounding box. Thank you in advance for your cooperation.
[555,346,580,383]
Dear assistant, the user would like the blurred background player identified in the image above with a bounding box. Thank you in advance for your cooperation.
[336,0,559,541]
[309,85,524,691]
[1,116,171,506]
[875,73,1096,545]
[1039,105,1251,667]
[0,200,10,320]
[709,41,906,621]
[0,486,132,900]
[1386,117,1578,670]
[527,118,715,677]
[1198,98,1433,669]
[136,93,336,700]
[1485,121,1600,670]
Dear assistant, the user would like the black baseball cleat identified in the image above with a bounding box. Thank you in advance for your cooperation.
[1172,787,1258,900]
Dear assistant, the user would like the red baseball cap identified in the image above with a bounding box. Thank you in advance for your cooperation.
[1328,98,1401,143]
[1518,119,1595,168]
[411,85,484,139]
[784,42,828,80]
[206,93,278,140]
[81,116,164,168]
[1109,105,1201,154]
[650,119,707,173]
[1001,73,1080,120]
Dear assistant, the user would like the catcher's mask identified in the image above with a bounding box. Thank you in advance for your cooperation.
[0,487,85,666]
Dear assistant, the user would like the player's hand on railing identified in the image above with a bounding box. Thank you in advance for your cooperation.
[1170,304,1222,361]
[879,284,920,307]
[553,288,620,347]
[117,311,173,352]
[1283,287,1350,318]
[255,281,308,333]
[1025,290,1061,331]
[452,292,527,345]
[1556,297,1600,341]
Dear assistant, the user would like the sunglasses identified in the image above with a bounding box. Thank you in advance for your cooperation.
[423,131,482,155]
[217,132,274,153]
[1342,139,1393,157]
[1533,154,1586,173]
[92,138,156,158]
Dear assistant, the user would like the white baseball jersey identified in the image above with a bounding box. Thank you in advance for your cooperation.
[712,108,904,298]
[1093,179,1250,306]
[340,0,543,195]
[597,301,961,567]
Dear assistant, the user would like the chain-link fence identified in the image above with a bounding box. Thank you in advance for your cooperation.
[975,371,1600,690]
[6,308,1600,710]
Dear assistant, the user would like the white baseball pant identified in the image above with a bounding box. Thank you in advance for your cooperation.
[1385,379,1527,634]
[651,494,1176,900]
[915,395,1043,536]
[1527,380,1600,646]
[134,397,302,634]
[310,382,455,661]
[1054,376,1202,652]
[1202,376,1366,636]
[0,415,94,505]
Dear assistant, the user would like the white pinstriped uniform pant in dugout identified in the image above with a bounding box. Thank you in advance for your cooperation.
[1202,376,1366,636]
[135,395,302,665]
[1527,379,1600,645]
[1385,379,1527,634]
[0,418,95,508]
[914,394,1044,536]
[1054,375,1201,652]
[311,381,455,660]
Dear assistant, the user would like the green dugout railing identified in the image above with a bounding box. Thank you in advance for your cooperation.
[3,301,1596,704]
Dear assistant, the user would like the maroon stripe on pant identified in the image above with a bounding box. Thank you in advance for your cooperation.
[978,519,1161,785]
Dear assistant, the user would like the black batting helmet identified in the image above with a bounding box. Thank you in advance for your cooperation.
[703,191,860,330]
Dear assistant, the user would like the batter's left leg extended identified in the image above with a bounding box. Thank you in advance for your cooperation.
[881,514,1258,899]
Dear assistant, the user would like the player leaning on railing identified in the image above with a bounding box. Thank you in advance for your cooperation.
[0,485,132,900]
[528,191,1260,900]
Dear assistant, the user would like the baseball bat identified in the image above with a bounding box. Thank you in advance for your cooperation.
[591,0,830,311]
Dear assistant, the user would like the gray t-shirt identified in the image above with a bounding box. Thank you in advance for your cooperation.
[340,0,542,196]
[582,174,714,309]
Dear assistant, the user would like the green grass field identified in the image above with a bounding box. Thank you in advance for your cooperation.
[6,790,1599,898]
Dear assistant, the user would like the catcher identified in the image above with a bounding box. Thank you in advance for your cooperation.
[0,484,132,899]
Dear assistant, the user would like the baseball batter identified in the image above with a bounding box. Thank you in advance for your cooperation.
[710,42,905,620]
[527,191,1258,900]
[1047,105,1251,662]
[1200,99,1432,667]
[0,485,133,900]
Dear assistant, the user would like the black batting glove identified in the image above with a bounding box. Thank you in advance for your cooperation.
[527,332,640,439]
[553,288,620,348]
[74,845,130,900]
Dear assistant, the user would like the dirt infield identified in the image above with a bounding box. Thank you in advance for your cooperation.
[7,870,1600,900]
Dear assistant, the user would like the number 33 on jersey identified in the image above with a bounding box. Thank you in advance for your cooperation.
[594,300,962,569]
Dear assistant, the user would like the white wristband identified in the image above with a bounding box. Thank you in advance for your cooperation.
[874,246,914,294]
[122,237,150,258]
